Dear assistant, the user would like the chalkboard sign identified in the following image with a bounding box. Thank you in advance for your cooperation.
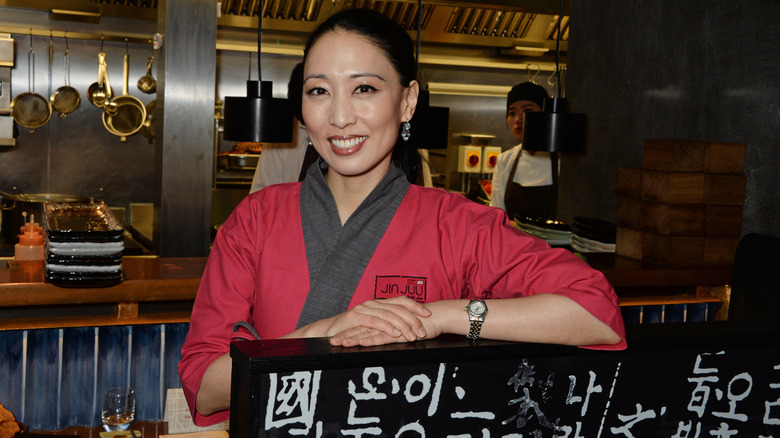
[230,321,780,437]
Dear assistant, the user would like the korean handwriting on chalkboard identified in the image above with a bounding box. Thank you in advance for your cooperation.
[667,351,780,438]
[503,358,622,437]
[260,352,780,437]
[607,351,780,438]
[265,364,507,436]
[262,361,626,437]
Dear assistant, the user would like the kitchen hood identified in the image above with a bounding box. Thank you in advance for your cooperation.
[0,0,569,68]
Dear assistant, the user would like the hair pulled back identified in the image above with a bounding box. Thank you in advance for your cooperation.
[303,8,423,184]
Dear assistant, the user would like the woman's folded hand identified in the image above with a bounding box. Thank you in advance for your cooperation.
[328,296,432,347]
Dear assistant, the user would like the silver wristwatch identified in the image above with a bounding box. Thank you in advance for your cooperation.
[465,299,488,341]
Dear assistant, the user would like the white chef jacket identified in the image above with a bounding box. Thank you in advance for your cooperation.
[490,144,556,211]
[250,123,309,193]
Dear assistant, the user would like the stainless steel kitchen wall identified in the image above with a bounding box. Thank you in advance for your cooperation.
[0,33,158,209]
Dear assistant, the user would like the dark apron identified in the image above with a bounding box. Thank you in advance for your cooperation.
[504,151,559,221]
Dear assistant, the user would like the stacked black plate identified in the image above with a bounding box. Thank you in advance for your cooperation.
[43,202,124,287]
[570,217,616,253]
[513,216,572,246]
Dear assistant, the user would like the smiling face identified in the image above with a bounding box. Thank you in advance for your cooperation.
[302,30,418,184]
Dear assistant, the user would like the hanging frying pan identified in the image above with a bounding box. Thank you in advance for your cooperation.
[50,35,81,118]
[10,34,52,133]
[102,49,146,142]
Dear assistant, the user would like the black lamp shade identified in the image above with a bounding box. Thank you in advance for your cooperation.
[522,97,587,153]
[409,90,449,149]
[223,80,293,143]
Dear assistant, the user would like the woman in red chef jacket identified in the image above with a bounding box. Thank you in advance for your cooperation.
[179,8,626,426]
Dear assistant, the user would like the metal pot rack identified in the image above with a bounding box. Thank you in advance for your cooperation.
[0,27,154,47]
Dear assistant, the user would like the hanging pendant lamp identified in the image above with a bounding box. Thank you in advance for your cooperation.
[522,0,586,153]
[408,0,449,150]
[410,88,449,150]
[222,1,293,143]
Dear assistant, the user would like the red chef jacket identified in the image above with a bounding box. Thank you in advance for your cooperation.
[178,181,626,426]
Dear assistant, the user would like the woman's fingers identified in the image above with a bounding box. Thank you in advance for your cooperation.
[330,297,431,342]
[361,300,427,340]
[329,326,411,347]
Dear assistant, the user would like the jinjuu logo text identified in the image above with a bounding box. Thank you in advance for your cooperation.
[375,275,427,303]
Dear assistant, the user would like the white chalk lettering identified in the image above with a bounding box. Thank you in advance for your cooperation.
[597,362,622,438]
[707,421,739,437]
[340,427,382,437]
[712,372,752,422]
[610,403,657,438]
[264,371,321,434]
[396,421,425,437]
[671,420,701,438]
[348,367,387,400]
[764,364,780,426]
[450,411,496,420]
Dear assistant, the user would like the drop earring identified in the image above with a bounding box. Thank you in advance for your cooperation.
[401,121,411,142]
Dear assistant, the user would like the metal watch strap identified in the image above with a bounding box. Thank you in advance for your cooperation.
[467,319,483,341]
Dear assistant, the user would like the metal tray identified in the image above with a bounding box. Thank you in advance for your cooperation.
[44,202,124,242]
[217,153,259,170]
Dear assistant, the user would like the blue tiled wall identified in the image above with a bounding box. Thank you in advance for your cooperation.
[0,323,189,431]
[0,304,718,430]
[620,302,720,325]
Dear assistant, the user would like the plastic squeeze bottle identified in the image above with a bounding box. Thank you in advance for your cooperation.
[20,221,44,236]
[15,214,45,261]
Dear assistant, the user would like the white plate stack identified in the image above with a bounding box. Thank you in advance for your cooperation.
[513,217,572,246]
[570,217,616,253]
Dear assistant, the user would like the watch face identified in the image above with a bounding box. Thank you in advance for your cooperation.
[469,300,487,315]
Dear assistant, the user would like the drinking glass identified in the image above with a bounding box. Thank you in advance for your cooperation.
[102,387,136,432]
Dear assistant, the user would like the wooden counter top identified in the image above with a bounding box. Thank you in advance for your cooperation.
[587,252,733,289]
[0,257,206,330]
[0,254,732,330]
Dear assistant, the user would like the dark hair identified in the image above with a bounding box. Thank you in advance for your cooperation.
[303,8,422,184]
[507,81,549,110]
[287,62,304,122]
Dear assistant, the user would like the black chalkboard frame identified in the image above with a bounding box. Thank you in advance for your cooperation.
[230,321,780,437]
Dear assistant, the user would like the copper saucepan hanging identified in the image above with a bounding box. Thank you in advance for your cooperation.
[10,34,52,133]
[137,55,156,94]
[87,51,114,109]
[103,49,146,142]
[50,35,81,118]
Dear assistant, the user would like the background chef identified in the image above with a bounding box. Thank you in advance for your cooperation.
[490,81,559,221]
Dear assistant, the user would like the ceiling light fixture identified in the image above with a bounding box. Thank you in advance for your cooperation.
[513,45,550,53]
[521,0,586,153]
[408,0,450,150]
[222,0,292,143]
[50,9,101,23]
[426,82,510,97]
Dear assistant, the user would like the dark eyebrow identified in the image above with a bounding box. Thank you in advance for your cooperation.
[351,72,386,82]
[302,72,387,83]
[303,73,326,84]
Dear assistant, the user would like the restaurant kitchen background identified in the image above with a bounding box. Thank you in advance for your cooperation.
[0,0,777,258]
